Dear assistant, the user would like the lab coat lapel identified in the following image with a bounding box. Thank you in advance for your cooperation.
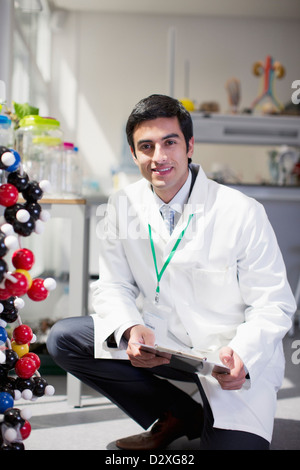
[166,166,207,244]
[141,182,170,244]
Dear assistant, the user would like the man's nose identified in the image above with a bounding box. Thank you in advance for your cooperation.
[153,145,167,163]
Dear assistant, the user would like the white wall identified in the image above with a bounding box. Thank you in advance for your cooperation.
[50,12,300,190]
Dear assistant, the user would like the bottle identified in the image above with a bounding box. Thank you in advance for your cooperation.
[0,115,13,146]
[0,115,13,184]
[61,142,82,197]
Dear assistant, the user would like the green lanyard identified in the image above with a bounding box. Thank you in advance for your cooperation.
[148,213,194,303]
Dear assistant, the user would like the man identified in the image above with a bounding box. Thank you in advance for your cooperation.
[47,94,296,450]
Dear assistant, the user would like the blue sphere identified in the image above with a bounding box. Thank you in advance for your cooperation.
[0,391,14,413]
[0,326,8,346]
[6,149,21,172]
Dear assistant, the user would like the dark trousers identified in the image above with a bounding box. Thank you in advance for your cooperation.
[47,316,269,450]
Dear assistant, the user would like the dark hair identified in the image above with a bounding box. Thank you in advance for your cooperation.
[126,94,193,158]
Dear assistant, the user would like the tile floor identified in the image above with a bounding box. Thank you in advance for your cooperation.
[13,325,300,451]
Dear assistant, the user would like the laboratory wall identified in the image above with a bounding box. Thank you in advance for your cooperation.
[49,11,300,190]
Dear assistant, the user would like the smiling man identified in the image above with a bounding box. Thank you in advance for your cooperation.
[130,116,194,203]
[47,94,296,450]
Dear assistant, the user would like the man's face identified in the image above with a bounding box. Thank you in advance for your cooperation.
[131,117,194,203]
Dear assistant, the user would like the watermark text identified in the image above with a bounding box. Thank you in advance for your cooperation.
[291,80,300,105]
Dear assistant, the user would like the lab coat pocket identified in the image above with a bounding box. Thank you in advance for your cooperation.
[192,265,238,311]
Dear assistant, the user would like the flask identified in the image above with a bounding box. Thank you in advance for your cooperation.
[15,116,63,195]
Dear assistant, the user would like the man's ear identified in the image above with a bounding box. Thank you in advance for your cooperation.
[187,136,195,159]
[130,146,138,165]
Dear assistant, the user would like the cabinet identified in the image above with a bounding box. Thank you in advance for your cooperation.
[191,113,300,146]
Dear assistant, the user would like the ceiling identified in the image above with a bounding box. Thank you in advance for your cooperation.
[50,0,300,20]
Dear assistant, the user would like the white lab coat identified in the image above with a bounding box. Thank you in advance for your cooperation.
[91,164,296,442]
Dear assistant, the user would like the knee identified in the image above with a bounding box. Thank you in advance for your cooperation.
[47,316,94,362]
[46,318,72,359]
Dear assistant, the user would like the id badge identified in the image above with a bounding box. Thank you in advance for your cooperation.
[142,298,171,344]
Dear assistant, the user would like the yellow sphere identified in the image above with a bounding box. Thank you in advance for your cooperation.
[11,340,29,358]
[179,98,195,112]
[15,269,32,289]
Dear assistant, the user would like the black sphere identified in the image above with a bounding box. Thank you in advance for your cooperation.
[22,181,43,202]
[0,259,8,282]
[0,385,14,398]
[12,216,35,236]
[0,366,8,382]
[0,307,18,323]
[7,171,29,192]
[4,408,25,427]
[1,350,18,371]
[0,232,9,258]
[24,201,42,221]
[15,377,35,392]
[4,203,23,224]
[33,376,48,397]
[0,296,16,310]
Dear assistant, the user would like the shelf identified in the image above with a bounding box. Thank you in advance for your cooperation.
[192,113,300,146]
[18,197,86,205]
[227,184,300,201]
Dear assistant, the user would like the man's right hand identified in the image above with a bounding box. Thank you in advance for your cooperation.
[125,324,171,368]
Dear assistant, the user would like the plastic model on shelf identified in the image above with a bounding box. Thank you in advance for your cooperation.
[251,55,285,112]
[0,145,56,450]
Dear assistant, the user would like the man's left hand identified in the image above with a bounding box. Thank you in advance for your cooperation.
[212,346,246,390]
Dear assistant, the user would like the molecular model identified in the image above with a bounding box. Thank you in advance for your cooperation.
[0,145,56,450]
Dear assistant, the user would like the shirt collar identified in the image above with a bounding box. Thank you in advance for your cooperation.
[153,169,192,214]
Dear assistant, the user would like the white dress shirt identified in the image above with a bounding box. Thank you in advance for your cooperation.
[153,169,192,229]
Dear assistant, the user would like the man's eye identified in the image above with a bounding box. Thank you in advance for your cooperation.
[165,140,176,146]
[140,144,152,151]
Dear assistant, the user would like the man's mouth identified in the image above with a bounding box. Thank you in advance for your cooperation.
[152,167,173,175]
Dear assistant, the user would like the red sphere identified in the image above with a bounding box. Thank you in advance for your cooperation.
[15,356,36,379]
[5,272,29,296]
[13,324,33,344]
[27,278,48,301]
[0,287,10,300]
[0,183,19,207]
[23,352,41,369]
[20,420,31,440]
[12,248,35,270]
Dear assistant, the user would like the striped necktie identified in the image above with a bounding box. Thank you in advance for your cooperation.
[161,205,175,234]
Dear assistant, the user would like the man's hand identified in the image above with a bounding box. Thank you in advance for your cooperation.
[125,324,171,368]
[212,346,246,390]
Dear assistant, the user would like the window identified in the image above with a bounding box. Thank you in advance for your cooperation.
[11,0,52,115]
